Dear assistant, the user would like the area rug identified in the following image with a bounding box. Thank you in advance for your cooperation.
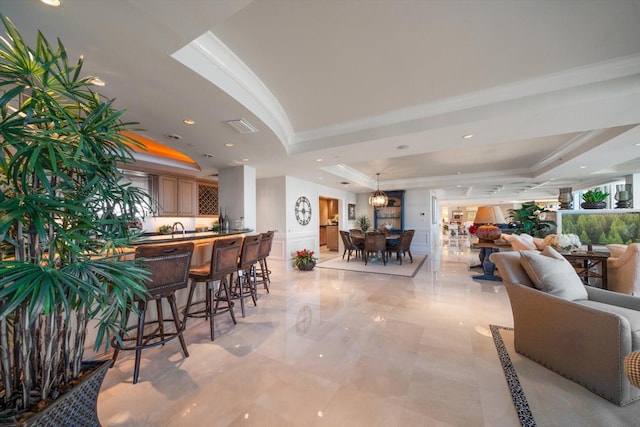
[315,254,427,277]
[490,325,640,427]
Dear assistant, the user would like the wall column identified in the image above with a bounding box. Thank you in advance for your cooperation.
[218,165,257,231]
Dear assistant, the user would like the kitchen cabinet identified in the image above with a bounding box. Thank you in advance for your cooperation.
[197,182,218,216]
[320,225,327,246]
[154,175,195,216]
[326,225,339,251]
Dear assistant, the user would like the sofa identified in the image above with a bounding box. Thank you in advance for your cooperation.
[490,248,640,406]
[500,233,546,251]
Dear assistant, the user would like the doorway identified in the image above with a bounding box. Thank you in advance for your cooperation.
[319,197,339,253]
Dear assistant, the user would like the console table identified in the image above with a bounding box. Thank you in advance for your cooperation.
[561,251,608,290]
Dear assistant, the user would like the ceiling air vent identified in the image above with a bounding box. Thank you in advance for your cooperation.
[225,118,258,134]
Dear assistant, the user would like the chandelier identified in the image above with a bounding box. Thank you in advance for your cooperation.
[368,173,388,210]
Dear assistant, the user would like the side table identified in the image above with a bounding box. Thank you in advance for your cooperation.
[471,241,512,281]
[561,251,608,290]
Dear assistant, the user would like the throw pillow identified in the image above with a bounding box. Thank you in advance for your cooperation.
[519,247,588,300]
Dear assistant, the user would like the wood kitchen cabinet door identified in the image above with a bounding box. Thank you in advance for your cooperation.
[156,176,195,217]
[158,176,178,216]
[177,178,195,216]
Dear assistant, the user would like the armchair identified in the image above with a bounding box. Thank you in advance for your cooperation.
[490,249,640,406]
[607,243,640,295]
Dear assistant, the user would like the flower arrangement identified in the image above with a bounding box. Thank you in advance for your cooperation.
[543,233,582,252]
[294,249,318,270]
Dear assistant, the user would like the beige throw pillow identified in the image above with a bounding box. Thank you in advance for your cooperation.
[519,247,588,300]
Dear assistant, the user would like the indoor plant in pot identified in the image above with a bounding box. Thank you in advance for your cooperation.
[0,16,151,425]
[507,201,555,238]
[294,249,318,271]
[357,215,371,232]
[581,188,609,209]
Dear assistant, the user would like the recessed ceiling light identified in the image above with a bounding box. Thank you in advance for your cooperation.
[579,165,587,169]
[224,143,234,147]
[166,134,182,140]
[183,119,195,125]
[463,134,474,139]
[636,143,640,146]
[41,0,61,6]
[316,158,323,162]
[241,158,249,162]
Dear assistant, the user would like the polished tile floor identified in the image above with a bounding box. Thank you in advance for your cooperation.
[96,240,521,426]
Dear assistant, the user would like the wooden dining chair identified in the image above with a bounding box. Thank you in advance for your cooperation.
[364,231,387,265]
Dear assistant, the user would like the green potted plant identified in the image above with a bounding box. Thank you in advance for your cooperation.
[159,224,174,235]
[507,201,556,238]
[294,249,318,271]
[357,214,371,232]
[581,188,609,209]
[0,15,151,424]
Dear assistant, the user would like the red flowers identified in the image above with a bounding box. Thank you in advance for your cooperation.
[294,249,318,267]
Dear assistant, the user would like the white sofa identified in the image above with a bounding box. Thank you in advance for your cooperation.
[491,248,640,406]
[500,233,546,251]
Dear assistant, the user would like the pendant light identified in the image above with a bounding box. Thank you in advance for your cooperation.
[368,173,388,210]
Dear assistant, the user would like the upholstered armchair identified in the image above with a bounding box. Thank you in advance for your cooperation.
[607,243,640,295]
[490,249,640,406]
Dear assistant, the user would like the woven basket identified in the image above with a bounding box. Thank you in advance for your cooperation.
[23,360,110,427]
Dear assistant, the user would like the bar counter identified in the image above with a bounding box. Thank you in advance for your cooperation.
[133,229,254,245]
[131,229,254,266]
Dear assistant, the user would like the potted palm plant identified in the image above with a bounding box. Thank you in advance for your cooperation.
[357,215,371,232]
[0,15,151,424]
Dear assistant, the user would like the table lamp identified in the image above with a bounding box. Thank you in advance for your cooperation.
[474,206,505,242]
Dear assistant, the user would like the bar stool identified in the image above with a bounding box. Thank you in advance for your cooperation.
[254,230,274,293]
[183,236,243,341]
[233,234,262,317]
[110,242,194,384]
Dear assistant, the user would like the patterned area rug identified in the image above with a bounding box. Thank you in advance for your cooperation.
[315,254,427,277]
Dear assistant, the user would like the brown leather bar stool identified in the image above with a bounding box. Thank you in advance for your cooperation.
[254,230,274,293]
[233,234,262,317]
[183,237,243,341]
[110,242,194,384]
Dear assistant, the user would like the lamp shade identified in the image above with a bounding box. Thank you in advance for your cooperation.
[474,206,505,225]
